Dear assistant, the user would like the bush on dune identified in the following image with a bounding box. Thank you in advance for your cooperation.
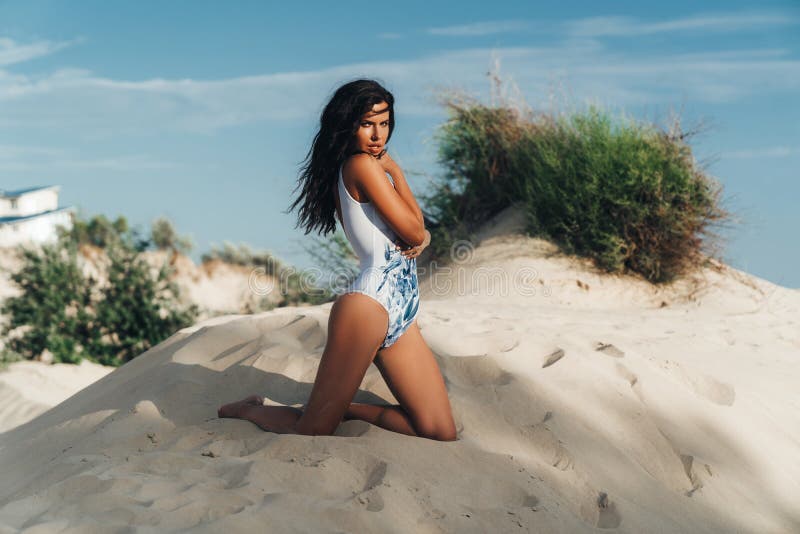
[201,241,280,272]
[202,241,336,310]
[424,85,731,284]
[57,211,148,252]
[87,243,198,366]
[150,216,194,255]
[1,215,199,366]
[1,241,94,364]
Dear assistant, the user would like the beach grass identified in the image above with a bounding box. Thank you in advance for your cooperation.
[421,87,731,284]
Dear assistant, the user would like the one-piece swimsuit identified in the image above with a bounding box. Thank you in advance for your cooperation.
[336,162,420,348]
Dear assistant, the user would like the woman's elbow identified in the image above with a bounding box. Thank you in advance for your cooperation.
[410,227,426,247]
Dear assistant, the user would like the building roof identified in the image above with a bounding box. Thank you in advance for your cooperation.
[0,206,74,225]
[0,185,60,199]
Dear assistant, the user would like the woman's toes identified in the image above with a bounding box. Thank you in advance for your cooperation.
[245,394,265,406]
[217,402,239,418]
[217,395,264,418]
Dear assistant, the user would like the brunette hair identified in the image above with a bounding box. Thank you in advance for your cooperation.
[286,78,395,236]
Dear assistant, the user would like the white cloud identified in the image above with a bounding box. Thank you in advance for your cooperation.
[426,10,799,39]
[0,144,177,171]
[0,36,78,66]
[0,144,66,159]
[427,20,533,37]
[0,20,798,136]
[567,11,798,38]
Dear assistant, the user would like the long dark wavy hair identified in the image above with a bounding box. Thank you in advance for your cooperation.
[286,79,396,236]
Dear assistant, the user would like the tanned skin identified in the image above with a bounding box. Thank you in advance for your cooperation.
[218,102,456,441]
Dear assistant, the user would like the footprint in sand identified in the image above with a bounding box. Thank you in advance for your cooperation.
[355,490,384,512]
[362,461,387,492]
[518,412,574,472]
[542,348,565,368]
[353,460,388,512]
[669,362,736,407]
[680,454,713,497]
[438,354,514,388]
[596,491,622,529]
[618,356,735,407]
[594,342,625,358]
[423,324,519,357]
[615,363,638,388]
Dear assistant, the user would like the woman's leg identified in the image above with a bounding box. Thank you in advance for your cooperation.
[343,402,418,436]
[293,293,389,435]
[218,394,303,433]
[218,396,418,435]
[371,320,457,441]
[218,293,388,435]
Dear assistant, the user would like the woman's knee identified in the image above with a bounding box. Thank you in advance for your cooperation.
[412,414,458,442]
[293,414,338,437]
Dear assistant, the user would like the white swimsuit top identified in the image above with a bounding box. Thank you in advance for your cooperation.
[337,162,398,269]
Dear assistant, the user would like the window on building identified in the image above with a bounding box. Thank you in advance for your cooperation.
[10,199,17,209]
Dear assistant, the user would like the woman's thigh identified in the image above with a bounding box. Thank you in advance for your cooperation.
[374,320,457,440]
[294,292,388,435]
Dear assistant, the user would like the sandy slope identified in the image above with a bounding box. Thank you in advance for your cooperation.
[0,360,114,434]
[0,229,798,533]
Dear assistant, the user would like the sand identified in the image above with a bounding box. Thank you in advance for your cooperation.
[0,227,798,533]
[0,359,115,434]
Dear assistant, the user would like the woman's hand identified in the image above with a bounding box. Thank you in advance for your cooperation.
[394,230,430,259]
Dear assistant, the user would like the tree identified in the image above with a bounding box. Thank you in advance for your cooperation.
[0,242,94,363]
[150,216,193,255]
[57,212,150,252]
[88,244,198,366]
[1,222,198,366]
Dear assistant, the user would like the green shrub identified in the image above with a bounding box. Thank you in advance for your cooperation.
[1,231,198,366]
[202,240,336,308]
[425,94,730,283]
[303,230,359,288]
[58,212,194,256]
[150,216,193,255]
[0,348,24,372]
[201,241,281,272]
[57,211,149,252]
[0,241,94,363]
[87,244,198,366]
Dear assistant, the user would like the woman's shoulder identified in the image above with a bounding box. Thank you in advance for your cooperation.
[342,152,380,176]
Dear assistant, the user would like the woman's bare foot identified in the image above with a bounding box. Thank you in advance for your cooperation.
[217,394,265,418]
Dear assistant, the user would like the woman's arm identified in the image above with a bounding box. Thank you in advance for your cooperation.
[378,152,424,227]
[348,154,426,247]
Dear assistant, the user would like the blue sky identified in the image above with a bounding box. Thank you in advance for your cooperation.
[1,0,798,288]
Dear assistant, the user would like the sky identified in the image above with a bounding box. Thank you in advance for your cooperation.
[1,0,798,288]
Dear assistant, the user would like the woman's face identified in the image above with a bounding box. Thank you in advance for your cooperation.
[352,101,391,156]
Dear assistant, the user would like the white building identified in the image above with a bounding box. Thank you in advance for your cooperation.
[0,186,74,247]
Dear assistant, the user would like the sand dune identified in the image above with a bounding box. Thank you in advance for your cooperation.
[0,231,798,533]
[0,359,114,434]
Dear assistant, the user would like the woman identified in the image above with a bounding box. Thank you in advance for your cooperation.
[218,79,457,441]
